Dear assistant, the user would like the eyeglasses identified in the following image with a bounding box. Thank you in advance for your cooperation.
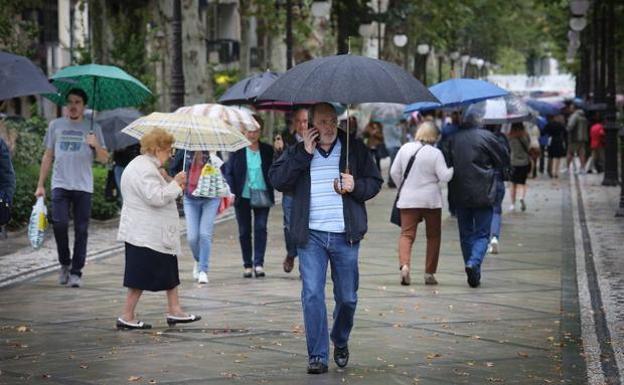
[314,119,337,127]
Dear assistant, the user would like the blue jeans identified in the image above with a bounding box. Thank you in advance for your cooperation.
[456,207,493,273]
[297,230,359,364]
[183,196,220,273]
[234,198,270,268]
[51,188,92,277]
[490,179,505,239]
[282,194,297,258]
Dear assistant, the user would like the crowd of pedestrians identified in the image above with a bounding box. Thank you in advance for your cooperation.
[0,91,600,375]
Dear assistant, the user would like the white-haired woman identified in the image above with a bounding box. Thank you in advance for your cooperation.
[390,121,454,286]
[116,128,201,329]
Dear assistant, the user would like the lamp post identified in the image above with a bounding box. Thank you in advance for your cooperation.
[170,0,185,111]
[460,54,470,77]
[437,53,444,83]
[476,58,485,79]
[449,51,460,78]
[416,44,430,85]
[392,34,408,69]
[469,57,479,78]
[600,0,619,187]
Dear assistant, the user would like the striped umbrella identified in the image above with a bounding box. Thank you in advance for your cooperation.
[174,103,259,132]
[121,112,250,152]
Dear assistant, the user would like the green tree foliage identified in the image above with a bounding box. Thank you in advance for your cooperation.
[0,0,42,56]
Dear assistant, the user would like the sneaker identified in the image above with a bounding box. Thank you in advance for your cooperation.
[307,358,328,374]
[243,268,253,278]
[508,204,515,212]
[58,265,70,285]
[197,271,208,284]
[520,199,526,212]
[192,262,199,280]
[424,273,438,285]
[400,265,410,286]
[334,345,349,368]
[489,237,499,254]
[254,266,265,278]
[67,274,81,288]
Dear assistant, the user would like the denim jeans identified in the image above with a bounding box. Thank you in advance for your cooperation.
[490,178,505,239]
[183,196,220,273]
[282,194,297,258]
[297,230,359,365]
[456,206,493,273]
[51,188,92,277]
[234,197,270,268]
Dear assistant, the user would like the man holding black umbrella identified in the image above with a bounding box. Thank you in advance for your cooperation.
[35,88,108,288]
[270,103,382,374]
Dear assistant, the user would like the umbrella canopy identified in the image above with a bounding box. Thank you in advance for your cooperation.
[219,71,281,105]
[121,112,250,152]
[466,95,531,125]
[258,54,438,105]
[0,51,57,100]
[526,99,563,116]
[95,108,141,151]
[360,103,405,124]
[45,64,152,110]
[404,78,508,113]
[174,103,259,132]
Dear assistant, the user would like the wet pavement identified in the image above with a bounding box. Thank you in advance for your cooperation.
[0,174,617,384]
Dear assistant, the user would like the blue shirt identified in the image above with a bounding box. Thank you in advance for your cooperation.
[242,147,267,198]
[309,140,345,233]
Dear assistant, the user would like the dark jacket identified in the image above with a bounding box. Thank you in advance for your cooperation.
[222,142,275,205]
[0,139,16,203]
[269,132,383,246]
[442,126,508,208]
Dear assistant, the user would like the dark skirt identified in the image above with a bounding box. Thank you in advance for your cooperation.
[510,164,530,185]
[123,243,180,292]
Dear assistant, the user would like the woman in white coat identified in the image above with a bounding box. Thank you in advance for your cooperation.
[116,128,201,329]
[390,121,454,286]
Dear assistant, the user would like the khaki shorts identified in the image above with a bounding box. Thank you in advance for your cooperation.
[567,141,587,157]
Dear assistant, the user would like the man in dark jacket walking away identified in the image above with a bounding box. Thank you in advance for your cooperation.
[269,103,382,374]
[443,115,508,288]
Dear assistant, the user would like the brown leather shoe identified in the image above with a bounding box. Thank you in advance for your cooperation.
[283,255,295,273]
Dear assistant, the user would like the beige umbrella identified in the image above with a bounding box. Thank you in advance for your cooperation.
[121,112,250,152]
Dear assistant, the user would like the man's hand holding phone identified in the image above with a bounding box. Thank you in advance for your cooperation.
[303,127,319,154]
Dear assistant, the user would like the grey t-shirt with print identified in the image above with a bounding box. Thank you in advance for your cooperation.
[44,117,106,193]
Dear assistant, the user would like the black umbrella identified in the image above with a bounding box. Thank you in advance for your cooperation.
[259,54,438,194]
[95,108,141,151]
[219,71,281,105]
[0,51,57,101]
[258,54,438,105]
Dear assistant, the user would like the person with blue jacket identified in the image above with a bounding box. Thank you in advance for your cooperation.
[269,103,382,375]
[222,119,274,278]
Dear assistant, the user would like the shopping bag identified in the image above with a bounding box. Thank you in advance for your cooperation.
[192,163,230,198]
[28,197,48,249]
[217,195,235,216]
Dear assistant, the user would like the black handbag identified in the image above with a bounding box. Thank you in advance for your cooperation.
[250,188,272,208]
[0,196,10,226]
[104,169,118,202]
[390,145,424,226]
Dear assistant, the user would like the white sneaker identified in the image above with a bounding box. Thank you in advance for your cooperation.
[489,237,499,254]
[508,204,515,212]
[192,262,199,280]
[197,271,208,284]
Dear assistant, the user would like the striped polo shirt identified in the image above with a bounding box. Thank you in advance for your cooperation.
[309,140,345,233]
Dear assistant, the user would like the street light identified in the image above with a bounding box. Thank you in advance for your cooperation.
[570,0,590,15]
[416,44,430,85]
[393,34,408,69]
[449,51,460,78]
[569,16,587,31]
[310,1,331,19]
[460,54,470,77]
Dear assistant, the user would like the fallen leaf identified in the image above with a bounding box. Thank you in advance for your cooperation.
[517,351,529,358]
[487,377,504,383]
[79,364,88,369]
[128,376,142,382]
[148,380,157,384]
[486,362,495,367]
[426,353,442,359]
[16,326,29,333]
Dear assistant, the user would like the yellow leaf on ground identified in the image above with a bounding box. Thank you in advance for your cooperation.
[128,376,142,382]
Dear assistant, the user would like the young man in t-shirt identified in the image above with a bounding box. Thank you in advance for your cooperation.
[35,88,108,287]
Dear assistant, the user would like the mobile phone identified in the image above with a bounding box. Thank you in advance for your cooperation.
[309,122,320,142]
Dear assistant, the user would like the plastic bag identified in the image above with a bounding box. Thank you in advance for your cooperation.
[28,197,48,249]
[192,163,230,198]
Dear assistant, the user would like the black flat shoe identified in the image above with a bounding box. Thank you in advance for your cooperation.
[307,359,328,374]
[166,314,201,326]
[116,318,152,330]
[334,345,349,368]
[465,266,480,288]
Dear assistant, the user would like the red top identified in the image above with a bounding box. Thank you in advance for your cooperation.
[590,123,605,149]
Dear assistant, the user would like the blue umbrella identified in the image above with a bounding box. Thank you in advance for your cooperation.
[404,78,508,113]
[526,99,563,116]
[219,71,281,105]
[0,51,57,101]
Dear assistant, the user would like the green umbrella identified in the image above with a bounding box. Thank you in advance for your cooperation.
[45,64,152,111]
